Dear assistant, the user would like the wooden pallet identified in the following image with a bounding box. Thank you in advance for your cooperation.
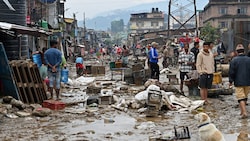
[9,60,47,104]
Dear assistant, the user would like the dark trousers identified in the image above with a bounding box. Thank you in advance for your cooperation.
[150,62,160,80]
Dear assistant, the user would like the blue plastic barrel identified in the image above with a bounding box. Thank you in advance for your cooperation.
[61,68,69,83]
[32,54,42,68]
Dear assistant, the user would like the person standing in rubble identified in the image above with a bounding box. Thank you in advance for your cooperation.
[44,40,62,100]
[149,42,161,80]
[162,45,169,68]
[190,41,200,64]
[196,42,214,104]
[178,43,195,94]
[122,45,129,67]
[229,44,250,119]
[75,54,85,76]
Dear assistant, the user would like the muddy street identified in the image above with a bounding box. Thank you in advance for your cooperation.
[0,60,249,141]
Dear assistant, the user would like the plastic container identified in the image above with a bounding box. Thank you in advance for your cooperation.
[61,68,69,83]
[212,72,222,84]
[42,100,65,110]
[32,54,42,68]
[109,62,115,69]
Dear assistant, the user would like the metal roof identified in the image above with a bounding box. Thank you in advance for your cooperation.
[0,22,51,36]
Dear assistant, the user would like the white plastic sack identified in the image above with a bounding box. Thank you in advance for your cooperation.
[135,90,148,101]
[74,76,96,86]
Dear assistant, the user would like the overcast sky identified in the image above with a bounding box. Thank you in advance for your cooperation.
[64,0,209,19]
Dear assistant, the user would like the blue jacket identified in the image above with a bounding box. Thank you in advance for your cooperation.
[44,48,62,71]
[229,54,250,86]
[149,47,158,63]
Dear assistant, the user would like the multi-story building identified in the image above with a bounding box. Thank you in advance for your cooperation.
[129,8,164,35]
[200,0,250,28]
[199,0,250,52]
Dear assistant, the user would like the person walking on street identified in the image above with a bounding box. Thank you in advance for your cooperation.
[196,42,214,104]
[44,40,62,100]
[178,43,195,94]
[229,44,250,119]
[149,42,161,80]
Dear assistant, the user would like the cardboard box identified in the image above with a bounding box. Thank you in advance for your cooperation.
[42,100,65,110]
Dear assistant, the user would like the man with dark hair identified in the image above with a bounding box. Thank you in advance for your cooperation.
[44,40,62,100]
[191,41,200,64]
[229,44,250,119]
[196,42,214,104]
[178,43,195,94]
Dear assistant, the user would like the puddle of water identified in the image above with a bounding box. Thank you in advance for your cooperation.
[58,113,150,140]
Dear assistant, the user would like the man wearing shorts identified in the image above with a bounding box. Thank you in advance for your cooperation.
[44,40,62,100]
[229,44,250,119]
[196,42,214,104]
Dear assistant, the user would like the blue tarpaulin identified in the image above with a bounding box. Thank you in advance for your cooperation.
[0,42,19,99]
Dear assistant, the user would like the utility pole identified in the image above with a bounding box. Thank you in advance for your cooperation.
[167,0,197,37]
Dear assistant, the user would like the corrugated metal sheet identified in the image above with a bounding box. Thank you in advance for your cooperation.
[0,42,19,99]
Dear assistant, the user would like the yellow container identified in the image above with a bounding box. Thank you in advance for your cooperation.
[212,72,222,84]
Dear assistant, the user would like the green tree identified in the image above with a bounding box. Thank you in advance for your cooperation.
[200,23,220,43]
[111,19,124,33]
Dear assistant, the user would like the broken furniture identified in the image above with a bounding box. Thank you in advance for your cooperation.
[166,73,179,85]
[146,89,162,117]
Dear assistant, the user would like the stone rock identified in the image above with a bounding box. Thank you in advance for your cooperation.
[32,107,52,117]
[0,107,7,114]
[5,113,18,119]
[16,111,31,117]
[144,79,162,88]
[10,99,26,110]
[29,104,42,110]
[2,96,14,104]
[1,104,12,110]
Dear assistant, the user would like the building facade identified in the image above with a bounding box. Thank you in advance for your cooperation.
[200,0,250,29]
[199,0,250,52]
[129,8,164,35]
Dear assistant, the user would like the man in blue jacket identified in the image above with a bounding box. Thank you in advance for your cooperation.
[44,40,62,100]
[149,42,161,80]
[229,44,250,119]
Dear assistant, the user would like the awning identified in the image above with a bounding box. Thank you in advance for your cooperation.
[0,22,52,36]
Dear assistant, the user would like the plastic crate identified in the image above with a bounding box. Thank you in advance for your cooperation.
[42,100,65,110]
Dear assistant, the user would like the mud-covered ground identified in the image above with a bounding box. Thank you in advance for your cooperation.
[0,58,249,141]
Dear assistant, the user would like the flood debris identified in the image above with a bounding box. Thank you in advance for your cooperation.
[32,107,52,117]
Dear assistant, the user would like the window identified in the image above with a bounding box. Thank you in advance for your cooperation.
[219,7,227,14]
[237,7,247,14]
[136,22,144,27]
[151,22,159,26]
[219,21,228,28]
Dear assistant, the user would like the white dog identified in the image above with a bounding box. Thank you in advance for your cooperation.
[194,112,225,141]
